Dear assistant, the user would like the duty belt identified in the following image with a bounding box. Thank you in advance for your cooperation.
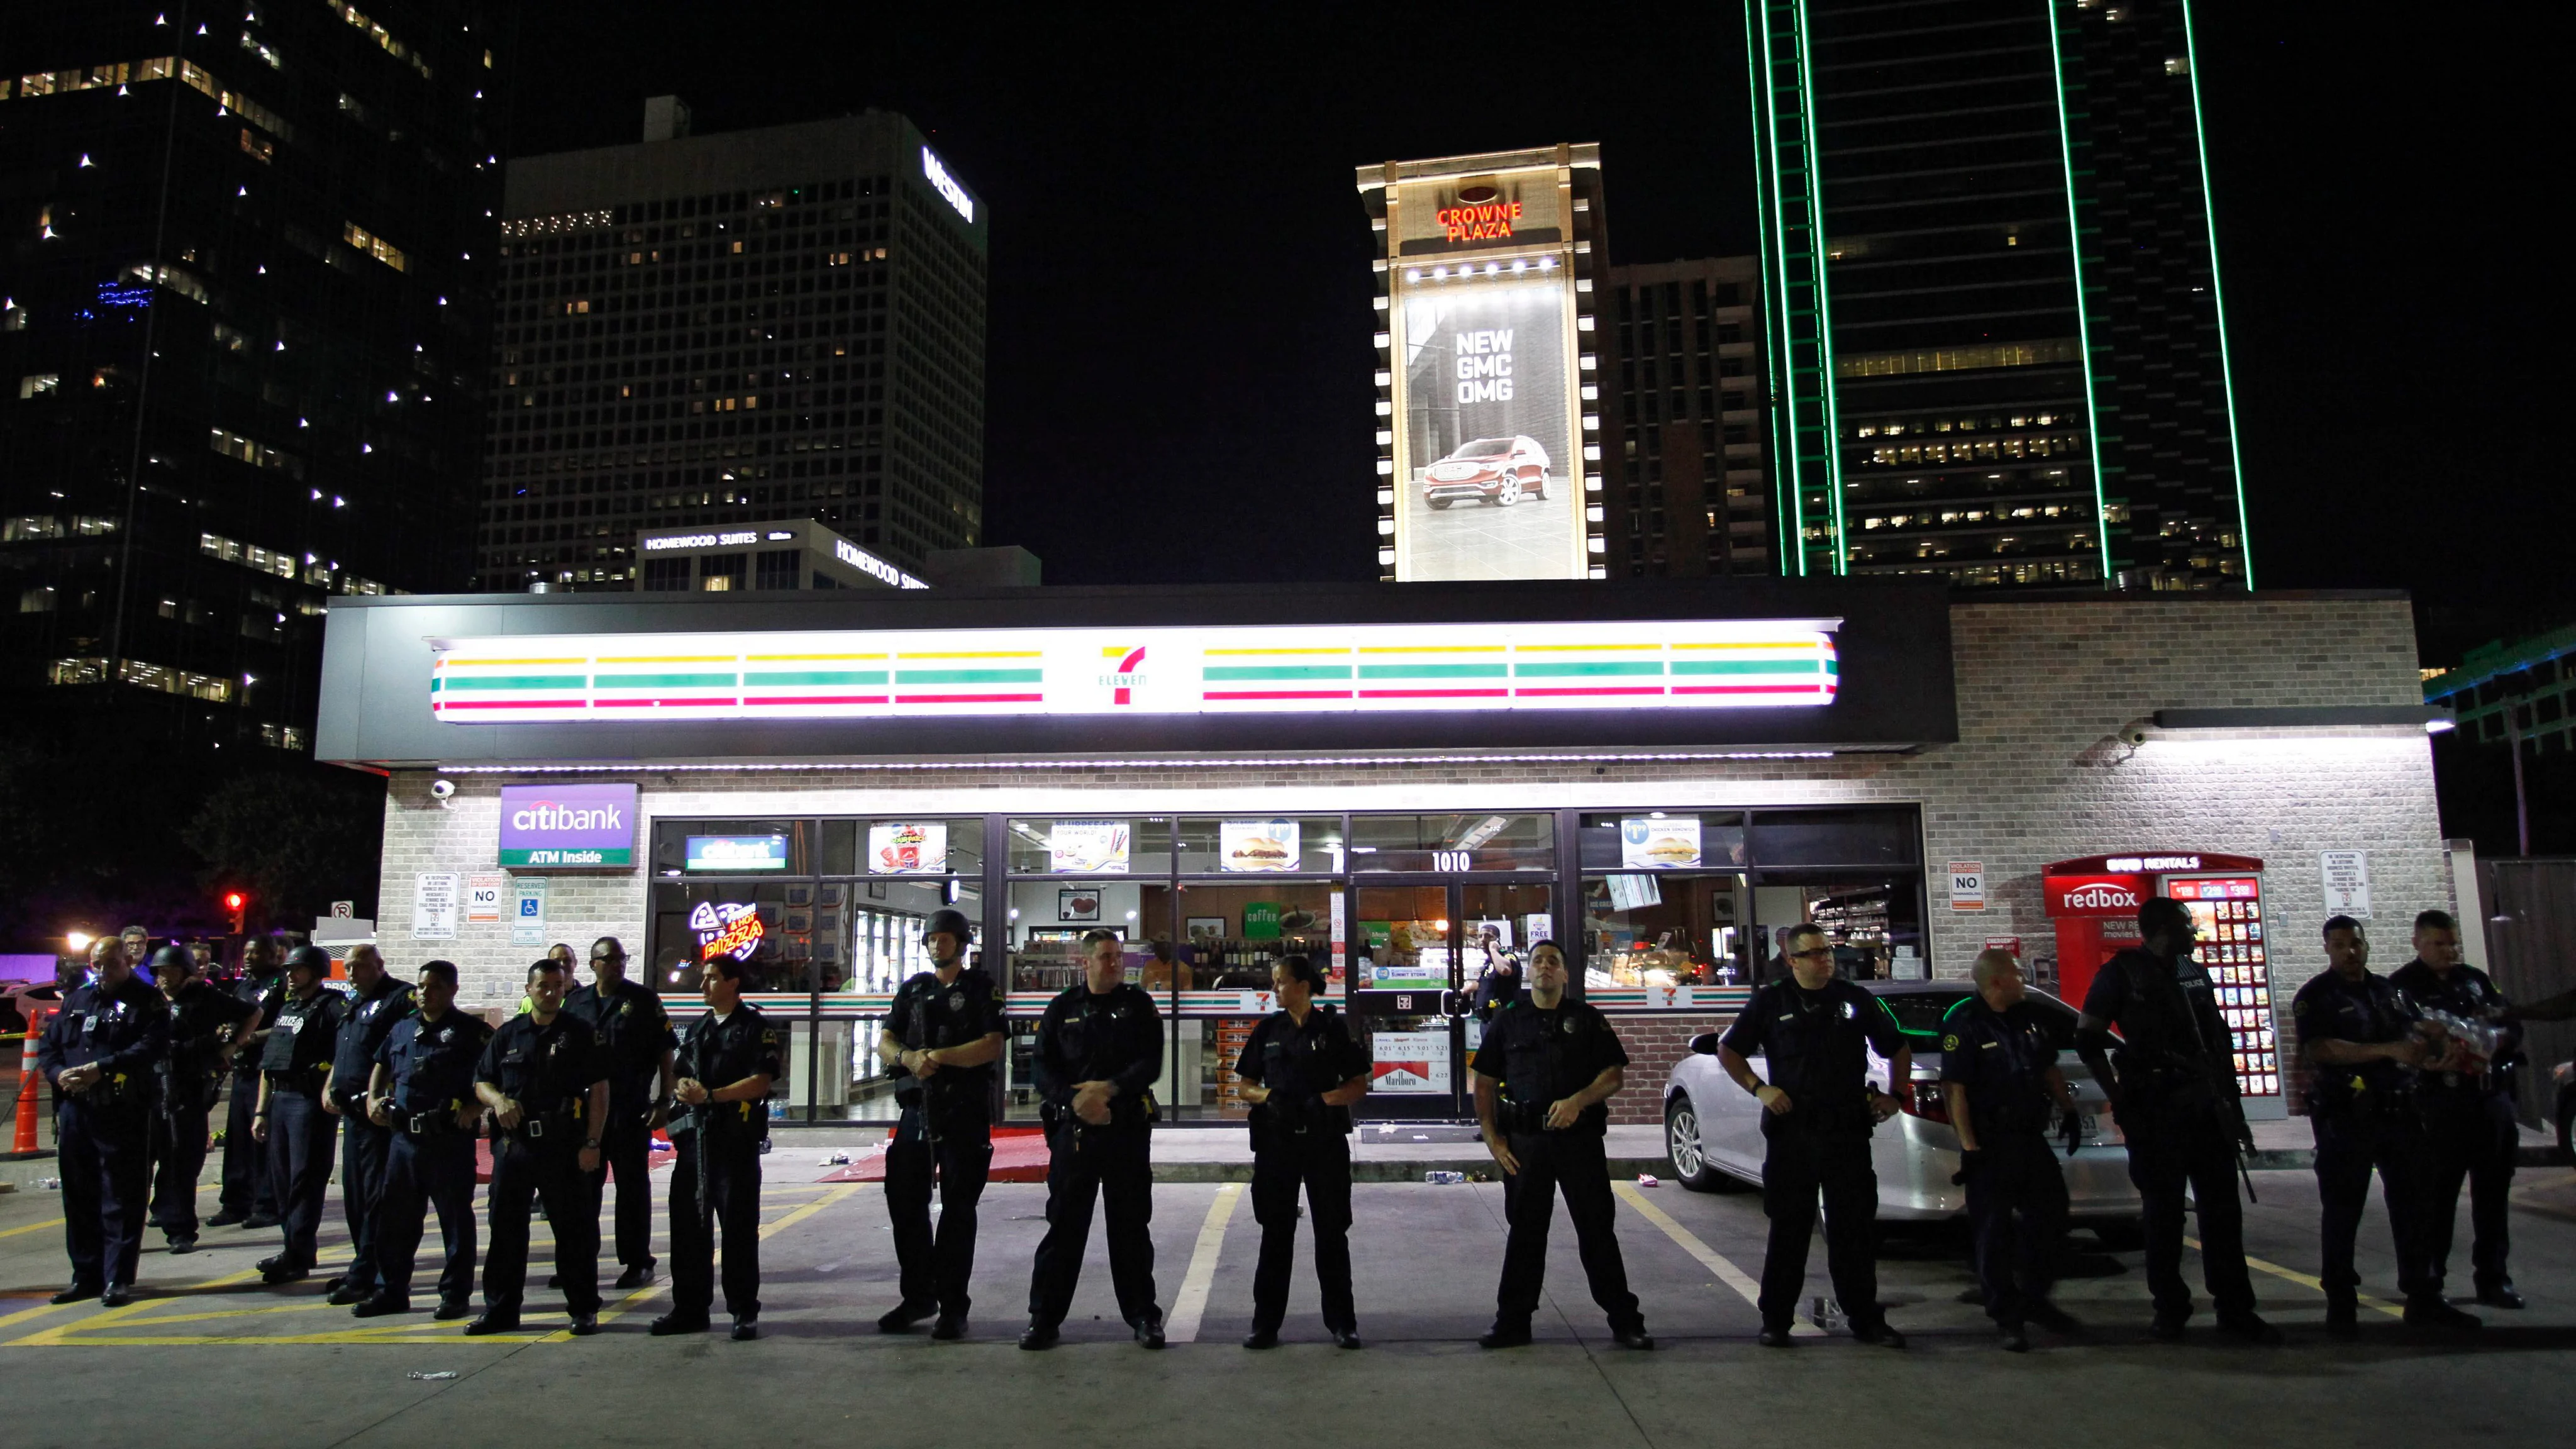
[513,1104,581,1140]
[399,1102,469,1135]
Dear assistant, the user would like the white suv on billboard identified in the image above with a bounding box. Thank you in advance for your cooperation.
[1422,436,1550,509]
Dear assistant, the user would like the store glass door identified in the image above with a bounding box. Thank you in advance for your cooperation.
[1350,884,1460,1118]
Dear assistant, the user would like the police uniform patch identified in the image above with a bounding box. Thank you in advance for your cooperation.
[1562,1016,1578,1035]
[1942,1033,1960,1052]
[946,990,964,1012]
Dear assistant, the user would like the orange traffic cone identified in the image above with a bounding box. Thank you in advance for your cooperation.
[11,1008,45,1155]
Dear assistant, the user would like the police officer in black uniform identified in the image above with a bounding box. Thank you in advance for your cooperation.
[209,936,285,1230]
[564,935,675,1292]
[148,944,253,1255]
[39,936,172,1306]
[1021,928,1165,1350]
[2392,908,2530,1312]
[353,960,492,1319]
[1941,948,2082,1351]
[252,946,348,1285]
[1470,940,1651,1351]
[2292,915,2461,1333]
[324,945,414,1306]
[1236,952,1371,1349]
[2075,896,2279,1343]
[470,957,610,1335]
[874,907,1005,1339]
[1718,923,1910,1348]
[652,953,781,1341]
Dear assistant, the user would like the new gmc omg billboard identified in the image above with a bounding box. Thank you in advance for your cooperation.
[1388,169,1585,582]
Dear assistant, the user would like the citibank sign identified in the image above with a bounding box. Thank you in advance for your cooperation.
[496,782,637,867]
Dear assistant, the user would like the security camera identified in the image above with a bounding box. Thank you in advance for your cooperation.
[2118,724,2150,748]
[428,778,457,801]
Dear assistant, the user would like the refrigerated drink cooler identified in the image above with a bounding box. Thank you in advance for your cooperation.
[2041,851,2283,1121]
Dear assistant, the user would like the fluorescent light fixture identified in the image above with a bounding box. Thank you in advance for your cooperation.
[2151,706,2453,732]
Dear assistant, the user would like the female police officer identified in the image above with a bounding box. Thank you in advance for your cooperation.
[1233,953,1370,1349]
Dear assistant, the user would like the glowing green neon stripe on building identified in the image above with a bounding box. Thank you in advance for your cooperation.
[2180,0,2254,587]
[2045,0,2117,580]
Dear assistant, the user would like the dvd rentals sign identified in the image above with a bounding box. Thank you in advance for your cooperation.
[2046,874,2145,917]
[496,783,636,867]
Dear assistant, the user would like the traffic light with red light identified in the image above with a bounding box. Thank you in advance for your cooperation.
[223,891,247,933]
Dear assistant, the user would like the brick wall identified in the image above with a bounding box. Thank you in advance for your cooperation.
[1607,1013,1730,1126]
[373,594,2445,1125]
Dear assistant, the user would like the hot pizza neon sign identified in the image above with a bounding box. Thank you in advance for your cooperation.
[689,901,765,962]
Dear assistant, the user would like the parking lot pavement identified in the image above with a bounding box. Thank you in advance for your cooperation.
[5,1160,2576,1448]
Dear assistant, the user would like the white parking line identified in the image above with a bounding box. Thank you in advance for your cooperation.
[1614,1182,1823,1336]
[1162,1183,1242,1343]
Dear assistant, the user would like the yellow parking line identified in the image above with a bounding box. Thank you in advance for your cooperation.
[561,1184,862,1338]
[2184,1236,2403,1319]
[1163,1183,1242,1343]
[0,1218,66,1240]
[1614,1182,1824,1336]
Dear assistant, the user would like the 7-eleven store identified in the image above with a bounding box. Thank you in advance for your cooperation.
[319,578,2449,1129]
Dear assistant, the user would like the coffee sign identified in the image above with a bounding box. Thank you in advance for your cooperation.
[497,783,637,867]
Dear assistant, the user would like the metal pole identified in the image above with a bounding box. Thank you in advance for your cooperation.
[2508,707,2532,855]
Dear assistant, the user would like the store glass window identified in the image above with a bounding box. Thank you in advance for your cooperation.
[1174,816,1346,875]
[1745,808,1921,867]
[1750,872,1928,984]
[1575,811,1748,872]
[645,878,803,995]
[1349,813,1554,872]
[1004,817,1172,875]
[648,818,811,877]
[854,818,985,879]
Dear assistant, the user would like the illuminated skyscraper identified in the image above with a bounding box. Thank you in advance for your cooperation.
[1747,0,2249,589]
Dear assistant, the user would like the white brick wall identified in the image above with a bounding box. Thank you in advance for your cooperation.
[376,596,2444,1041]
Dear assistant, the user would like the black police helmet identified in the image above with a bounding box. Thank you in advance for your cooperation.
[149,943,193,976]
[285,944,333,977]
[923,908,974,945]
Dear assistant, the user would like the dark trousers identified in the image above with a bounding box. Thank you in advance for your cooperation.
[2311,1109,2424,1299]
[1965,1132,2068,1323]
[219,1074,275,1218]
[1495,1130,1641,1333]
[58,1097,152,1289]
[265,1091,336,1267]
[1757,1126,1880,1330]
[1250,1130,1356,1335]
[2419,1091,2518,1296]
[584,1109,658,1270]
[669,1130,763,1319]
[371,1127,479,1305]
[2124,1107,2255,1318]
[148,1099,212,1240]
[884,1106,991,1316]
[483,1138,600,1316]
[1026,1121,1158,1330]
[338,1110,394,1292]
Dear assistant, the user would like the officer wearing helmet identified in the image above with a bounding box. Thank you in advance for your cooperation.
[874,906,1005,1340]
[252,946,350,1284]
[148,943,255,1254]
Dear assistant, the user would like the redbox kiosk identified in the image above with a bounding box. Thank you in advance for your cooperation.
[2042,852,2283,1119]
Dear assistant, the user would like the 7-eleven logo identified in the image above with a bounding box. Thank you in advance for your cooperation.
[1099,645,1147,704]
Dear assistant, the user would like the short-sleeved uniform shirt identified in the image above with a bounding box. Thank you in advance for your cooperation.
[1470,996,1629,1138]
[2290,968,2419,1118]
[563,977,675,1116]
[673,1004,784,1145]
[165,980,256,1106]
[331,977,416,1103]
[885,965,1006,1120]
[1938,999,2060,1141]
[376,1009,497,1118]
[1719,977,1905,1132]
[1236,1005,1370,1138]
[475,1012,609,1127]
[40,975,173,1109]
[1032,984,1163,1128]
[260,988,350,1100]
[2388,957,2521,1106]
[231,974,286,1079]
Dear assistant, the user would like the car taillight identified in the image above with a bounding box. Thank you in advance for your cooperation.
[1897,1078,1948,1124]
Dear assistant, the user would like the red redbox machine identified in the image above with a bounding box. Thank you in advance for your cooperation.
[2041,852,2283,1119]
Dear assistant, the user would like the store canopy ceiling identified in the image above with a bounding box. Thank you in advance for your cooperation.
[317,579,1957,767]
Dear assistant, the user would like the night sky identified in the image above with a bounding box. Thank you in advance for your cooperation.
[502,4,2562,663]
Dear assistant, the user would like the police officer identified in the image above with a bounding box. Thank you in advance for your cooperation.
[321,945,414,1307]
[209,936,285,1231]
[1021,928,1165,1350]
[1942,948,2081,1351]
[564,935,675,1292]
[355,960,494,1319]
[2391,908,2530,1312]
[2292,916,2460,1333]
[148,944,253,1255]
[1236,952,1370,1350]
[874,907,1004,1340]
[470,957,610,1335]
[2075,896,2279,1343]
[1470,941,1649,1350]
[652,953,781,1341]
[39,936,171,1306]
[252,946,348,1285]
[1718,923,1910,1348]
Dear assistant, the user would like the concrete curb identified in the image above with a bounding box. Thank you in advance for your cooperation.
[1151,1157,1670,1185]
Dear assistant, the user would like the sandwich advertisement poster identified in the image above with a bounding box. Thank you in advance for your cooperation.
[1621,816,1702,870]
[1221,819,1300,872]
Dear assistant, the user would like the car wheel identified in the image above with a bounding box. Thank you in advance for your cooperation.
[1428,497,1453,510]
[1531,472,1547,499]
[1665,1094,1727,1192]
[1493,477,1523,506]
